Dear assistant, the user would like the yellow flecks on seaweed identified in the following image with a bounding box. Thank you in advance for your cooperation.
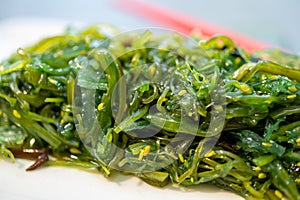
[296,138,300,147]
[190,177,194,183]
[97,103,104,111]
[240,85,252,94]
[274,190,283,199]
[178,154,184,163]
[13,110,21,119]
[258,173,266,179]
[143,145,151,156]
[288,86,297,93]
[204,151,215,158]
[287,94,296,99]
[262,142,272,147]
[253,166,261,171]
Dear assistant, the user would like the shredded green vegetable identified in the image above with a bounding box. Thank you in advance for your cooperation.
[0,24,300,200]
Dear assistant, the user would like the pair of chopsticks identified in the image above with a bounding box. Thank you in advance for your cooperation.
[114,0,271,52]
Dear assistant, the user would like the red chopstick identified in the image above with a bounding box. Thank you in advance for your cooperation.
[114,0,271,52]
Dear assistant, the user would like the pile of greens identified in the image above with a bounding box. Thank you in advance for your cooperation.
[0,25,300,200]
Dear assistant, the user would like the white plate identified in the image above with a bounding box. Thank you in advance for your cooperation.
[0,18,243,200]
[0,159,243,200]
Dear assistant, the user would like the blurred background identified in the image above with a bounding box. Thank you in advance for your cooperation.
[0,0,299,57]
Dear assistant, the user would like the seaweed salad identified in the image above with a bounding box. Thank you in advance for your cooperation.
[1,24,300,200]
